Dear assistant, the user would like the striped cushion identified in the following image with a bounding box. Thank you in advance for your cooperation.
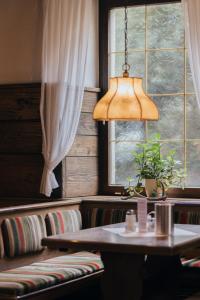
[174,211,200,224]
[0,231,4,258]
[0,252,103,297]
[182,257,200,268]
[82,207,127,229]
[45,210,82,235]
[2,215,47,258]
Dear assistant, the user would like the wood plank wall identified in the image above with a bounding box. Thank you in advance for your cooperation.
[0,83,44,199]
[62,89,99,197]
[0,83,99,201]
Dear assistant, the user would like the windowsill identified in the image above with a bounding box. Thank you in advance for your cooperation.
[84,87,100,92]
[78,195,200,206]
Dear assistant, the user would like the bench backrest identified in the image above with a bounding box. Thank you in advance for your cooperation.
[0,199,81,271]
[81,199,200,226]
[0,197,200,272]
[46,210,82,235]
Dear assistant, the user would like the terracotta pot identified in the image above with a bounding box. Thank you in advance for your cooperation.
[145,179,163,198]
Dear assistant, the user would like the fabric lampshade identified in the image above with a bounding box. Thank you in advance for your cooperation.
[93,77,159,121]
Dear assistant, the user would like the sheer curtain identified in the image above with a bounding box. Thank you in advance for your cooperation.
[40,0,92,196]
[182,0,200,107]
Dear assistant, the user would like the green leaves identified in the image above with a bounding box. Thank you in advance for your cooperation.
[131,133,185,191]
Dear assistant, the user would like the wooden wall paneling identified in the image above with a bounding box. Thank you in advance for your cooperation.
[0,121,42,153]
[81,90,99,113]
[63,157,98,197]
[62,89,99,197]
[77,112,98,136]
[0,83,50,200]
[0,84,98,201]
[68,136,98,157]
[0,83,40,120]
[0,154,44,197]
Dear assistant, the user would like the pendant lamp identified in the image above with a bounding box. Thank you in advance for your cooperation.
[93,7,159,121]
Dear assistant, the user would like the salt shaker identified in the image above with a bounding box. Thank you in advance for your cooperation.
[125,210,136,232]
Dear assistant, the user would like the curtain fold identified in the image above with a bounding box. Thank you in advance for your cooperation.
[40,0,92,196]
[182,0,200,107]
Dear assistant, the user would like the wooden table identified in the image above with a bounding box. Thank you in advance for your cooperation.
[42,223,200,300]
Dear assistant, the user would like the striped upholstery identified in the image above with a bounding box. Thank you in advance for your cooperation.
[2,215,46,258]
[181,257,200,268]
[82,207,127,229]
[0,252,103,297]
[0,231,4,259]
[174,211,200,224]
[175,211,200,269]
[45,210,82,235]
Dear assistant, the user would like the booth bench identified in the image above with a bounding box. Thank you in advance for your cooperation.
[0,197,200,299]
[0,199,103,300]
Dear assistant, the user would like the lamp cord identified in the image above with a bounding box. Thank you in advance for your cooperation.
[123,6,130,77]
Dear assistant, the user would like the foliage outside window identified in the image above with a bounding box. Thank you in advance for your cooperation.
[108,2,200,189]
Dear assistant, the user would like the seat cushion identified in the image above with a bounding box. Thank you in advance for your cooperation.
[45,209,82,235]
[0,252,103,297]
[0,231,4,259]
[82,207,127,229]
[2,215,47,258]
[182,257,200,268]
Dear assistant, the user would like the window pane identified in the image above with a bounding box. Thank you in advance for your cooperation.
[128,7,145,50]
[186,52,195,93]
[110,7,145,53]
[109,3,198,189]
[148,96,184,140]
[115,122,145,142]
[186,141,200,187]
[110,52,145,79]
[161,142,184,164]
[147,50,184,94]
[147,3,184,49]
[186,95,200,139]
[114,142,139,186]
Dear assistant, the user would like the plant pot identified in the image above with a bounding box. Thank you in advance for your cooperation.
[145,179,163,198]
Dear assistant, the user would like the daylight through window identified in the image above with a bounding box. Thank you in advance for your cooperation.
[108,2,200,188]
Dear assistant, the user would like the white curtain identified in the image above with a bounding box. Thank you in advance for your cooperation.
[182,0,200,107]
[40,0,92,197]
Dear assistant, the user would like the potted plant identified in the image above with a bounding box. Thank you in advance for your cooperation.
[127,134,185,199]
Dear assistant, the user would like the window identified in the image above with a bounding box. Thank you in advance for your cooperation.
[107,2,200,192]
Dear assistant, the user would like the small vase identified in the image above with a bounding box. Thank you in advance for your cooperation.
[145,179,162,198]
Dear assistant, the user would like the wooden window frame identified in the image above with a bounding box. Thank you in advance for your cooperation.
[98,0,200,198]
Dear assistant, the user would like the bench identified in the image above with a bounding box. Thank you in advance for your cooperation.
[0,199,104,300]
[0,197,200,299]
[0,198,136,300]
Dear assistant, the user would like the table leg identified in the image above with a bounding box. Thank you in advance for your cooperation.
[143,255,182,300]
[101,252,145,300]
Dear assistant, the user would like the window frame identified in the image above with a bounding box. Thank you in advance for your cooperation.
[98,0,200,198]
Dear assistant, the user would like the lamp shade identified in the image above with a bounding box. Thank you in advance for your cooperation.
[93,77,159,121]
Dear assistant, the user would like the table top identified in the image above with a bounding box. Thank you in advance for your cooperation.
[42,223,200,256]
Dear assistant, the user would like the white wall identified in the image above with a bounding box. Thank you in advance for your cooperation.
[0,0,99,87]
[0,0,42,83]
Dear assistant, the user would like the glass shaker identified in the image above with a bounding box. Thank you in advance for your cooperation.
[125,210,136,232]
